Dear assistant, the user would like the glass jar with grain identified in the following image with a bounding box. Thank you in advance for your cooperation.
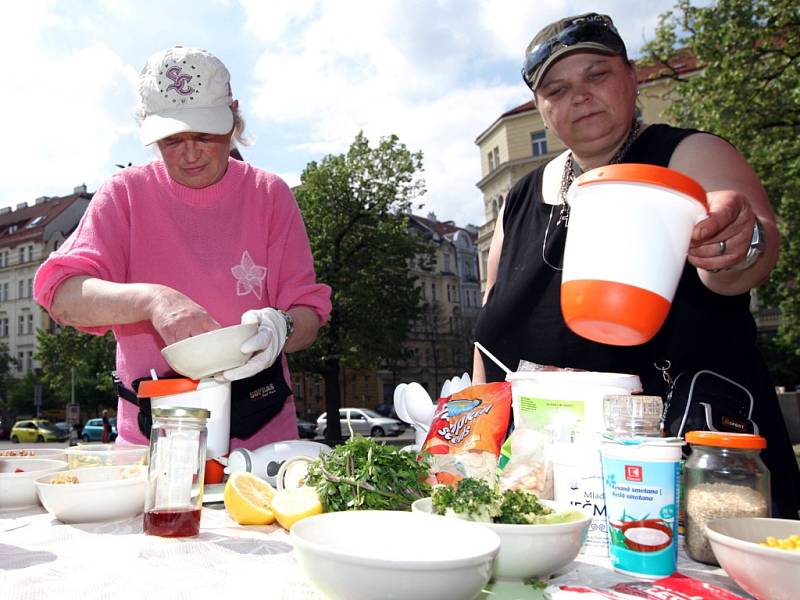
[683,431,770,564]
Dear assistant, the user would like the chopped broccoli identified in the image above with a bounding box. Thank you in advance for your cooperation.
[431,478,501,522]
[497,489,553,524]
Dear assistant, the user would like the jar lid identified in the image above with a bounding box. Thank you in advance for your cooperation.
[575,163,708,209]
[603,394,662,436]
[151,405,210,420]
[138,378,199,398]
[685,431,766,449]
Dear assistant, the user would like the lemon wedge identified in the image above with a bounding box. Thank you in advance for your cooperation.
[223,471,276,525]
[271,485,323,530]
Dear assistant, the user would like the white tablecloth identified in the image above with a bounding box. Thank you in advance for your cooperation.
[1,505,750,600]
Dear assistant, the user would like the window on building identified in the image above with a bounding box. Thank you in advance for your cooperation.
[18,315,24,336]
[27,216,45,228]
[8,224,17,234]
[27,246,33,261]
[493,146,500,168]
[19,248,25,264]
[446,285,451,302]
[27,278,32,298]
[0,252,6,267]
[0,317,7,337]
[26,351,33,372]
[17,351,23,371]
[444,253,450,272]
[487,151,494,171]
[431,283,437,301]
[531,130,548,156]
[0,282,7,302]
[18,280,23,299]
[27,313,33,335]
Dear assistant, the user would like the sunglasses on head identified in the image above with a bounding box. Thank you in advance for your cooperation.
[522,15,626,91]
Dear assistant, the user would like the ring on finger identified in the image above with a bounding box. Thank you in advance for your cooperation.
[718,240,727,256]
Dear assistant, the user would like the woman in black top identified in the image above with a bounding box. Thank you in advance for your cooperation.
[473,13,799,518]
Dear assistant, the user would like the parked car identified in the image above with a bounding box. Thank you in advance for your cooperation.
[296,418,317,439]
[9,419,68,443]
[80,417,118,442]
[316,408,404,438]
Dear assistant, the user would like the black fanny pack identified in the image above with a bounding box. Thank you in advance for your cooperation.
[662,369,758,439]
[115,358,292,442]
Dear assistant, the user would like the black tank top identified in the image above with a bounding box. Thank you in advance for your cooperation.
[474,124,799,517]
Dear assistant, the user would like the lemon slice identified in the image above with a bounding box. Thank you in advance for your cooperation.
[271,485,323,530]
[223,471,276,525]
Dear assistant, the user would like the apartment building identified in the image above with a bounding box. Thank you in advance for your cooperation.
[0,186,92,374]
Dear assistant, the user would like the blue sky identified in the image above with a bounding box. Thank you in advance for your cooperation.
[2,0,696,226]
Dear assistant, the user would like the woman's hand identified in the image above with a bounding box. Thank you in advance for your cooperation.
[687,189,755,272]
[145,285,220,345]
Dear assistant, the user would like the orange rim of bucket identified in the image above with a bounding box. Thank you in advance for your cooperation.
[575,163,708,211]
[137,378,199,398]
[685,431,766,449]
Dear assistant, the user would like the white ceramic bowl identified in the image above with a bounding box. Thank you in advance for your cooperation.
[35,465,147,523]
[0,458,67,509]
[161,322,258,379]
[0,447,67,461]
[65,444,148,469]
[291,510,500,600]
[412,497,590,581]
[705,517,800,600]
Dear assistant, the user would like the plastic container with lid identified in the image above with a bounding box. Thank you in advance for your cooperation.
[603,394,663,437]
[683,431,770,565]
[143,406,210,538]
[562,164,708,346]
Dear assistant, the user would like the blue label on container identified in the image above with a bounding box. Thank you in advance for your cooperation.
[601,453,679,578]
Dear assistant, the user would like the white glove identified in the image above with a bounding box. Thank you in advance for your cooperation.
[222,308,288,381]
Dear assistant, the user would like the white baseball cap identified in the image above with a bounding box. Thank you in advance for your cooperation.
[137,46,234,145]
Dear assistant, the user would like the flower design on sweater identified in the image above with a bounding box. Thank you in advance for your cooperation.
[231,250,267,300]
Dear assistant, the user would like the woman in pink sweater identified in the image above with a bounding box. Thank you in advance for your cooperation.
[34,46,331,450]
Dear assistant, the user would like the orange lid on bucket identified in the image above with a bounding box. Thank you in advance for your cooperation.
[685,431,766,449]
[137,378,199,398]
[575,163,708,211]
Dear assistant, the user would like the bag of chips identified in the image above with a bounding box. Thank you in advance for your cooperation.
[420,382,512,486]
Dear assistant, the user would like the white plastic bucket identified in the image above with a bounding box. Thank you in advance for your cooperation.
[148,379,231,459]
[551,441,607,557]
[562,164,708,346]
[506,370,642,440]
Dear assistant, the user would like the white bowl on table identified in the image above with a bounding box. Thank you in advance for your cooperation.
[291,510,500,600]
[161,322,258,379]
[0,458,67,509]
[0,447,67,462]
[705,517,800,600]
[412,497,591,581]
[35,465,147,523]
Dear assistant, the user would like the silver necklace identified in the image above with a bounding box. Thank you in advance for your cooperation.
[557,118,641,228]
[543,119,642,271]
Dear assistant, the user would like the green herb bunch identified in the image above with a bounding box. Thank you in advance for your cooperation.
[305,436,431,512]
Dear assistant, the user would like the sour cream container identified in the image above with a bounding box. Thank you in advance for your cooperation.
[600,395,683,579]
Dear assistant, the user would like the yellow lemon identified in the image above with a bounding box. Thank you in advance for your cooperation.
[271,485,323,530]
[223,471,276,525]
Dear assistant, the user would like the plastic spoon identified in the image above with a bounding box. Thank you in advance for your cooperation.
[404,382,436,430]
[440,379,451,399]
[393,383,412,424]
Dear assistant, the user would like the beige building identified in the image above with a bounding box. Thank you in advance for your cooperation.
[474,52,701,292]
[0,186,92,375]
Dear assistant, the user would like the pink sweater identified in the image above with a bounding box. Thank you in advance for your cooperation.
[34,158,331,449]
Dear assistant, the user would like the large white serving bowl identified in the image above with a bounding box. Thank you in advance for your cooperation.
[65,444,148,469]
[0,447,67,461]
[291,510,500,600]
[412,497,590,581]
[0,458,67,509]
[35,465,147,523]
[161,322,258,379]
[705,517,800,600]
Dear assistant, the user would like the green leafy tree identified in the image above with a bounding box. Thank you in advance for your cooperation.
[34,328,117,416]
[643,0,800,363]
[293,132,430,440]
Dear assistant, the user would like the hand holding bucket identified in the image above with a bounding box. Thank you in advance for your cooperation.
[561,164,708,346]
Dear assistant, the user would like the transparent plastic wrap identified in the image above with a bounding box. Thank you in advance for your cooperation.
[497,423,554,499]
